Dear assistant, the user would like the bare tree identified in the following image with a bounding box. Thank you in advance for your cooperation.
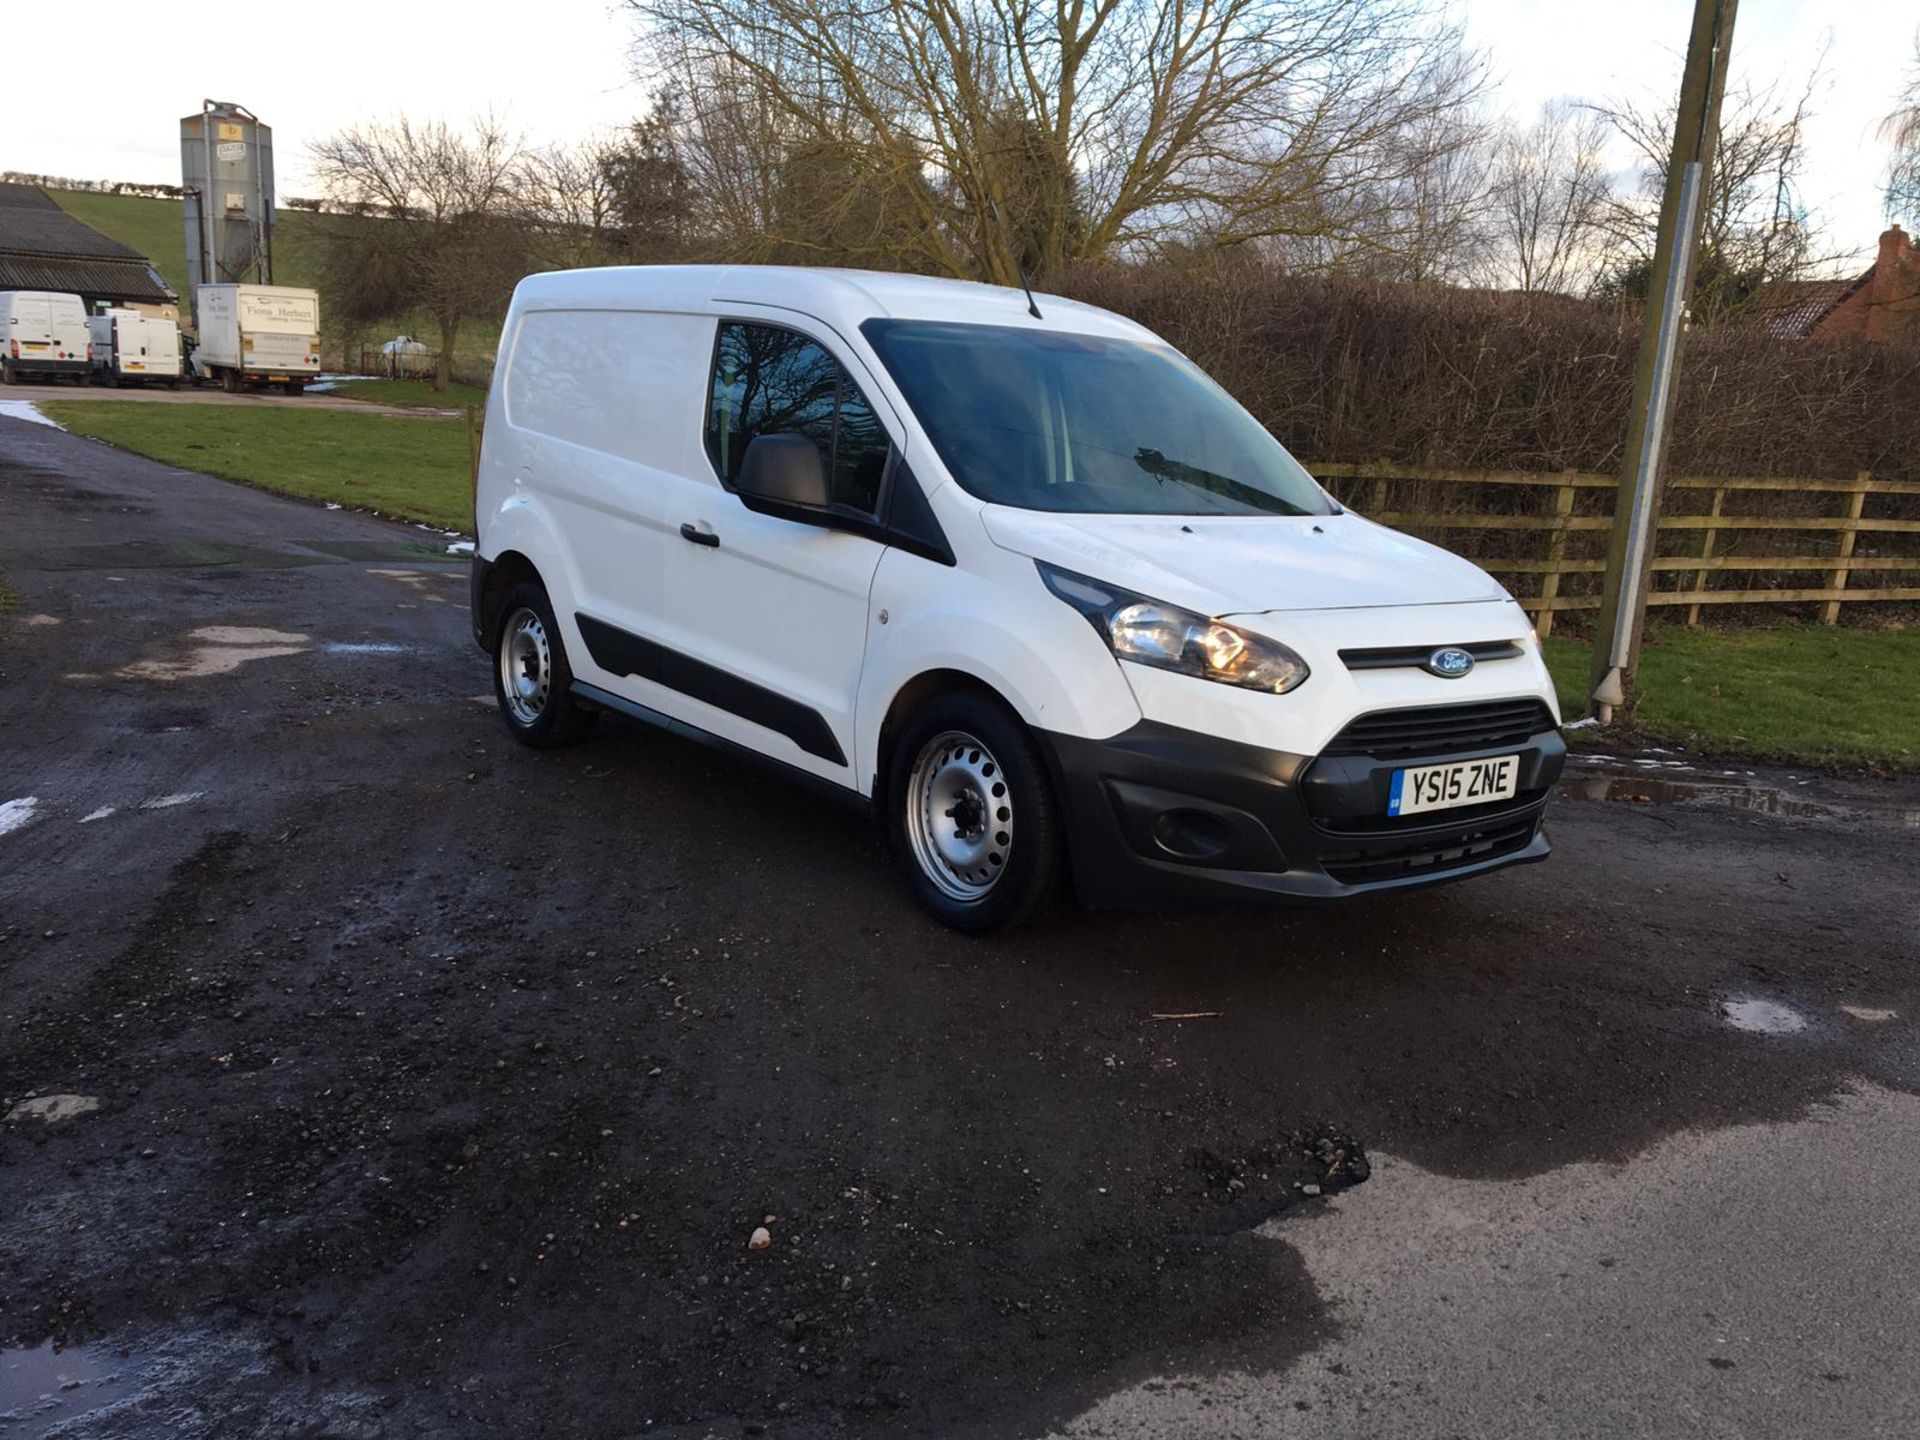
[521,138,624,269]
[309,116,530,389]
[1885,37,1920,226]
[1486,99,1610,294]
[1589,64,1829,323]
[624,0,1488,283]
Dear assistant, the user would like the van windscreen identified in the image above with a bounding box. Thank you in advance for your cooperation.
[860,319,1331,518]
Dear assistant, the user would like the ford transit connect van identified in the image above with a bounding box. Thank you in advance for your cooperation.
[471,267,1565,932]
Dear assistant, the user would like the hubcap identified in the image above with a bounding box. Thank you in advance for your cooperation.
[905,730,1013,902]
[498,607,552,726]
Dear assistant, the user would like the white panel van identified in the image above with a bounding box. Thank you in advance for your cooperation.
[87,310,183,387]
[0,290,91,384]
[471,267,1565,932]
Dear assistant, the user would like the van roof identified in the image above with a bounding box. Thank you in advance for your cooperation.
[511,264,1152,341]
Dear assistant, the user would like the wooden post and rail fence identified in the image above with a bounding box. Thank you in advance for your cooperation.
[1310,463,1920,638]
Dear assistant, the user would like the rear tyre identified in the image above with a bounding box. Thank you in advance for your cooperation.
[887,691,1061,934]
[491,581,598,749]
[0,362,14,386]
[220,368,241,394]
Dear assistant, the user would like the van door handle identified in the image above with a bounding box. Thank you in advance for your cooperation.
[679,522,720,548]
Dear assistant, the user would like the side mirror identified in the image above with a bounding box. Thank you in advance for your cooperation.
[737,433,829,509]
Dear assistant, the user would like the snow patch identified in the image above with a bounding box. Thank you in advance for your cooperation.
[0,400,63,429]
[1721,997,1808,1036]
[80,806,116,823]
[140,792,205,811]
[0,797,41,837]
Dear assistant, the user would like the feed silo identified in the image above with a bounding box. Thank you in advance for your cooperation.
[179,100,276,329]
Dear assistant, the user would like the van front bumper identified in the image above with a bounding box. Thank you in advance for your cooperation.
[1036,713,1564,909]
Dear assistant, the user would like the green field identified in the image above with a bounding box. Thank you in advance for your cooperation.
[50,190,325,298]
[41,401,474,533]
[1542,628,1920,771]
[323,378,490,411]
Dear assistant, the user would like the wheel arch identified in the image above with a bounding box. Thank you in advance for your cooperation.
[475,548,544,653]
[871,667,1031,815]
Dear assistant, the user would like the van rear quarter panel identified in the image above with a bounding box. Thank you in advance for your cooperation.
[483,305,717,693]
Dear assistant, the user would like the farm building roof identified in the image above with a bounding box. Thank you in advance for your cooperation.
[0,183,176,303]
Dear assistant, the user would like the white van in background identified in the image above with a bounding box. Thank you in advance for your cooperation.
[0,290,91,385]
[87,309,183,388]
[191,283,321,394]
[470,266,1566,932]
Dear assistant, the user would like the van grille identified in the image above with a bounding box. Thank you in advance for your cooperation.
[1338,640,1524,671]
[1321,699,1557,761]
[1321,814,1539,886]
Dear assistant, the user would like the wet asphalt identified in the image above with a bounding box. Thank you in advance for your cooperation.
[2,413,1918,1439]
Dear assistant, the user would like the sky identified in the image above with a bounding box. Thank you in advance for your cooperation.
[5,0,1914,273]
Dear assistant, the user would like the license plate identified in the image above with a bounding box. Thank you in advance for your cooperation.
[1388,754,1520,816]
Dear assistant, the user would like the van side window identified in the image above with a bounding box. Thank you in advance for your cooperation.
[706,322,889,514]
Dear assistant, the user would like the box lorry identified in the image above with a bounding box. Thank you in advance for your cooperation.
[191,284,320,393]
[1,290,92,385]
[87,309,183,388]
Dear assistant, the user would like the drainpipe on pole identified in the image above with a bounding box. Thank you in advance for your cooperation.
[1588,0,1737,721]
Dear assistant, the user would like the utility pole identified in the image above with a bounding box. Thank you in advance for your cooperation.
[1589,0,1738,721]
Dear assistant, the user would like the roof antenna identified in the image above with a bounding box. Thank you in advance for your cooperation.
[1017,262,1044,320]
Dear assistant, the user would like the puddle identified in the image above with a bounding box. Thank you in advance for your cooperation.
[1840,1005,1899,1023]
[0,1340,138,1432]
[118,627,309,682]
[6,1094,101,1124]
[1560,761,1920,828]
[1721,998,1809,1036]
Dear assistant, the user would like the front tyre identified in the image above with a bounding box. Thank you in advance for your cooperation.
[888,692,1061,934]
[491,582,598,748]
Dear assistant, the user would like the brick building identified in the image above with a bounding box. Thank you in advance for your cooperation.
[1753,225,1920,342]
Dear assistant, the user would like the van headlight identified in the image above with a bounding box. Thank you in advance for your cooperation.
[1037,561,1309,694]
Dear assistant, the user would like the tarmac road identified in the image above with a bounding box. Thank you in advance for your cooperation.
[2,414,1917,1439]
[0,380,437,415]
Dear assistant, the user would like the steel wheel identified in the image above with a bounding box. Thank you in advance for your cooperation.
[497,606,553,727]
[905,729,1014,903]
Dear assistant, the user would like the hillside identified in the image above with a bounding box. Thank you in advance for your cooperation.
[49,189,325,296]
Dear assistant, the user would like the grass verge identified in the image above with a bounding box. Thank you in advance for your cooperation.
[325,378,490,411]
[1542,627,1920,772]
[41,401,474,534]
